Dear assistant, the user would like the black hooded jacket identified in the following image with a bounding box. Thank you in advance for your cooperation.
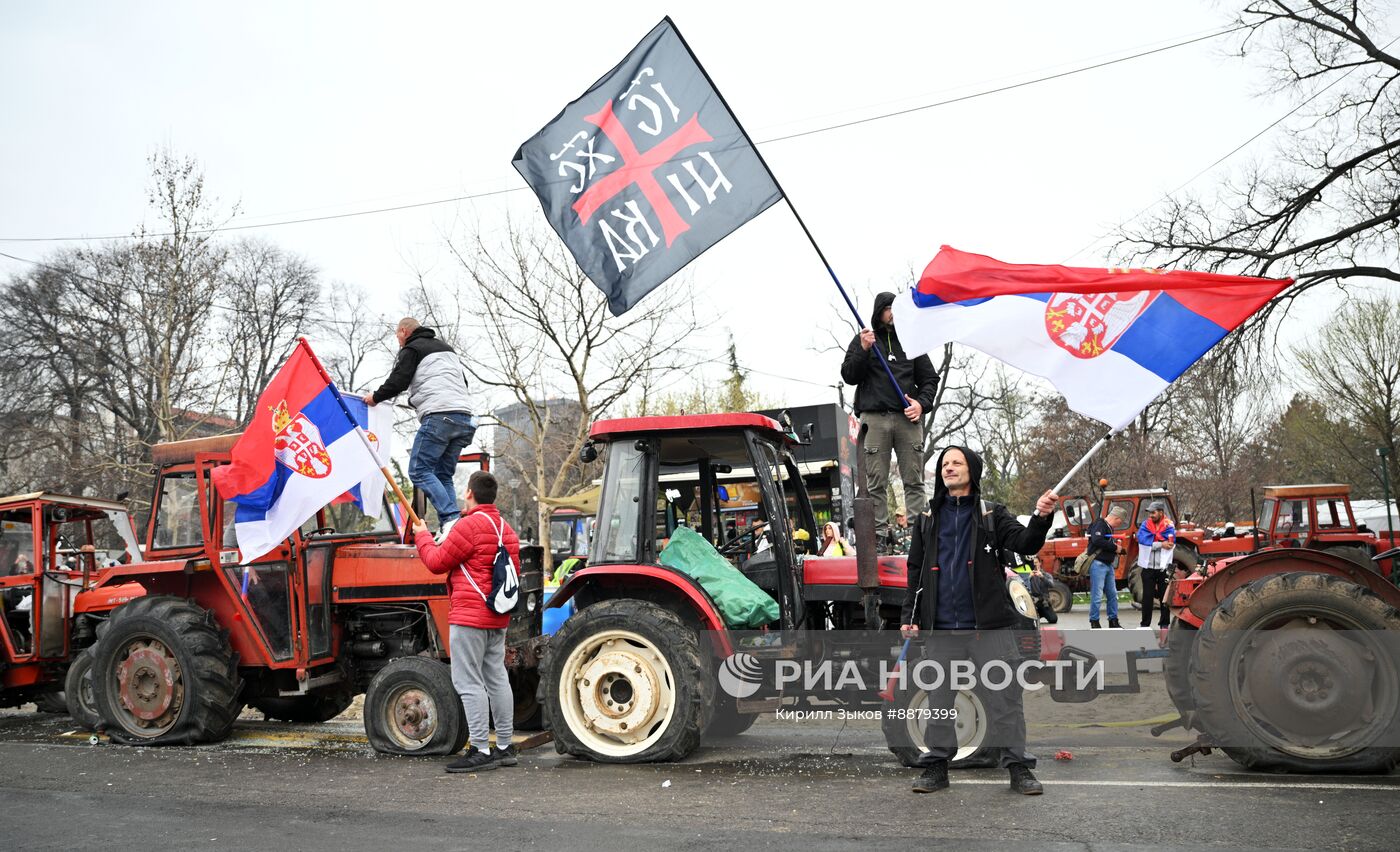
[900,446,1053,631]
[840,292,939,415]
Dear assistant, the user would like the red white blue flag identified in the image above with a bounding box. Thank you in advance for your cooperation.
[211,340,381,562]
[892,246,1292,430]
[513,17,782,315]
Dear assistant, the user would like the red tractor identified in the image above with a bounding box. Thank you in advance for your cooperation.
[539,413,1041,765]
[0,493,146,720]
[64,434,545,752]
[1250,483,1391,569]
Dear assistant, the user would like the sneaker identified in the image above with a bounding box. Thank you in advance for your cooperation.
[1008,763,1043,795]
[1089,620,1101,629]
[434,517,459,544]
[446,746,499,773]
[493,743,518,767]
[912,761,949,793]
[1108,618,1123,629]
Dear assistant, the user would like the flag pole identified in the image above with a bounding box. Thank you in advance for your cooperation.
[297,337,422,529]
[665,18,911,406]
[1053,430,1117,496]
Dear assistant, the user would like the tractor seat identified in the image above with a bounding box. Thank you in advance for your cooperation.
[740,548,781,599]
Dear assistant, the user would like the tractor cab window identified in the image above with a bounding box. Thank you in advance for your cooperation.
[1259,499,1277,534]
[152,473,203,549]
[0,511,37,654]
[1104,500,1134,529]
[1316,499,1347,529]
[749,440,794,558]
[593,440,649,564]
[1277,499,1311,535]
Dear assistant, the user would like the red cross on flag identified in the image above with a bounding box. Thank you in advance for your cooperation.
[513,17,783,315]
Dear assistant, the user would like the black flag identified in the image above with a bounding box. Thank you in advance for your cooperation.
[513,18,782,315]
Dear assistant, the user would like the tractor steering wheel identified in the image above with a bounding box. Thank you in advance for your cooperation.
[717,529,755,557]
[304,526,336,538]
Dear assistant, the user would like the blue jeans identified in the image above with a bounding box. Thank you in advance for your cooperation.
[408,412,476,523]
[1089,559,1118,622]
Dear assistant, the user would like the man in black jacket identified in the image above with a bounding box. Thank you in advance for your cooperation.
[1085,505,1128,628]
[363,318,475,534]
[840,292,939,547]
[899,446,1058,796]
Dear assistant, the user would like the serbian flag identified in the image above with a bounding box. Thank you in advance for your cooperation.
[211,340,381,562]
[513,17,782,316]
[892,246,1292,430]
[340,396,394,520]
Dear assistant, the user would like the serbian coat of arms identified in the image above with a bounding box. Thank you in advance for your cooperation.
[270,399,332,479]
[1043,291,1158,359]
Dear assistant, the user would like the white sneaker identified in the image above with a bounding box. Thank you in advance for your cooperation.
[435,518,458,544]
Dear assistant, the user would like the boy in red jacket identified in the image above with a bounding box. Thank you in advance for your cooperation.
[413,470,522,772]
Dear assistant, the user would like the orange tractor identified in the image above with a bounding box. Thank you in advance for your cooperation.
[11,435,545,752]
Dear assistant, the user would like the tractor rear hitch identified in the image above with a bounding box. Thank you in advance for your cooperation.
[1150,716,1184,737]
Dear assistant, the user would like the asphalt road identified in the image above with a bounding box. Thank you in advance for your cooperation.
[3,665,1398,852]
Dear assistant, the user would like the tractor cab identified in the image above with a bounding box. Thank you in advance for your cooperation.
[580,413,818,630]
[0,493,141,689]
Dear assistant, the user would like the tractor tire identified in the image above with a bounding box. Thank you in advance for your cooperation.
[543,599,712,763]
[1128,566,1143,610]
[1047,579,1073,613]
[882,681,999,769]
[1190,572,1400,773]
[705,694,759,738]
[252,690,353,724]
[510,667,545,731]
[1173,543,1200,574]
[64,648,101,730]
[1322,545,1373,571]
[1163,621,1198,722]
[34,690,67,715]
[363,656,466,756]
[91,596,242,746]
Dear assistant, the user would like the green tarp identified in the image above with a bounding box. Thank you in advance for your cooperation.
[659,526,779,629]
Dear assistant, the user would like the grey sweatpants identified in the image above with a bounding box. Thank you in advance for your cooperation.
[860,411,928,535]
[449,624,514,752]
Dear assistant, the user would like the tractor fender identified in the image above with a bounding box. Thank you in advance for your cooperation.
[548,565,734,656]
[1179,547,1400,628]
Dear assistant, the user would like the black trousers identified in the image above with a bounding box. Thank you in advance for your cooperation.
[1139,569,1171,626]
[916,630,1035,769]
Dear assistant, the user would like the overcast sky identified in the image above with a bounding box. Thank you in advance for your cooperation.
[1,2,1331,412]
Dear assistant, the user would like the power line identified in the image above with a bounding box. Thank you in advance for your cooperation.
[0,24,1246,245]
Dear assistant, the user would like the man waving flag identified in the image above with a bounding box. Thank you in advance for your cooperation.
[892,246,1292,431]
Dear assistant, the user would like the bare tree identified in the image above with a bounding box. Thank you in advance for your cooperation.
[319,282,390,394]
[1115,1,1400,335]
[409,220,700,569]
[214,238,321,424]
[1294,292,1400,493]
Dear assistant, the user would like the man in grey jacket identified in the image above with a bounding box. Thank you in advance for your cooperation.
[364,318,475,533]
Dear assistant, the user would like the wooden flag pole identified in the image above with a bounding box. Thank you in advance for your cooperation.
[298,337,422,530]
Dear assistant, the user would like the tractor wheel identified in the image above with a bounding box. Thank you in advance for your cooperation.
[91,596,242,746]
[363,657,466,756]
[1163,621,1198,722]
[705,694,759,738]
[1128,566,1143,610]
[1190,572,1400,773]
[34,690,67,715]
[543,599,711,763]
[64,648,101,730]
[1322,545,1373,571]
[510,667,545,731]
[882,681,998,769]
[252,690,353,724]
[1173,543,1200,574]
[1047,579,1073,613]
